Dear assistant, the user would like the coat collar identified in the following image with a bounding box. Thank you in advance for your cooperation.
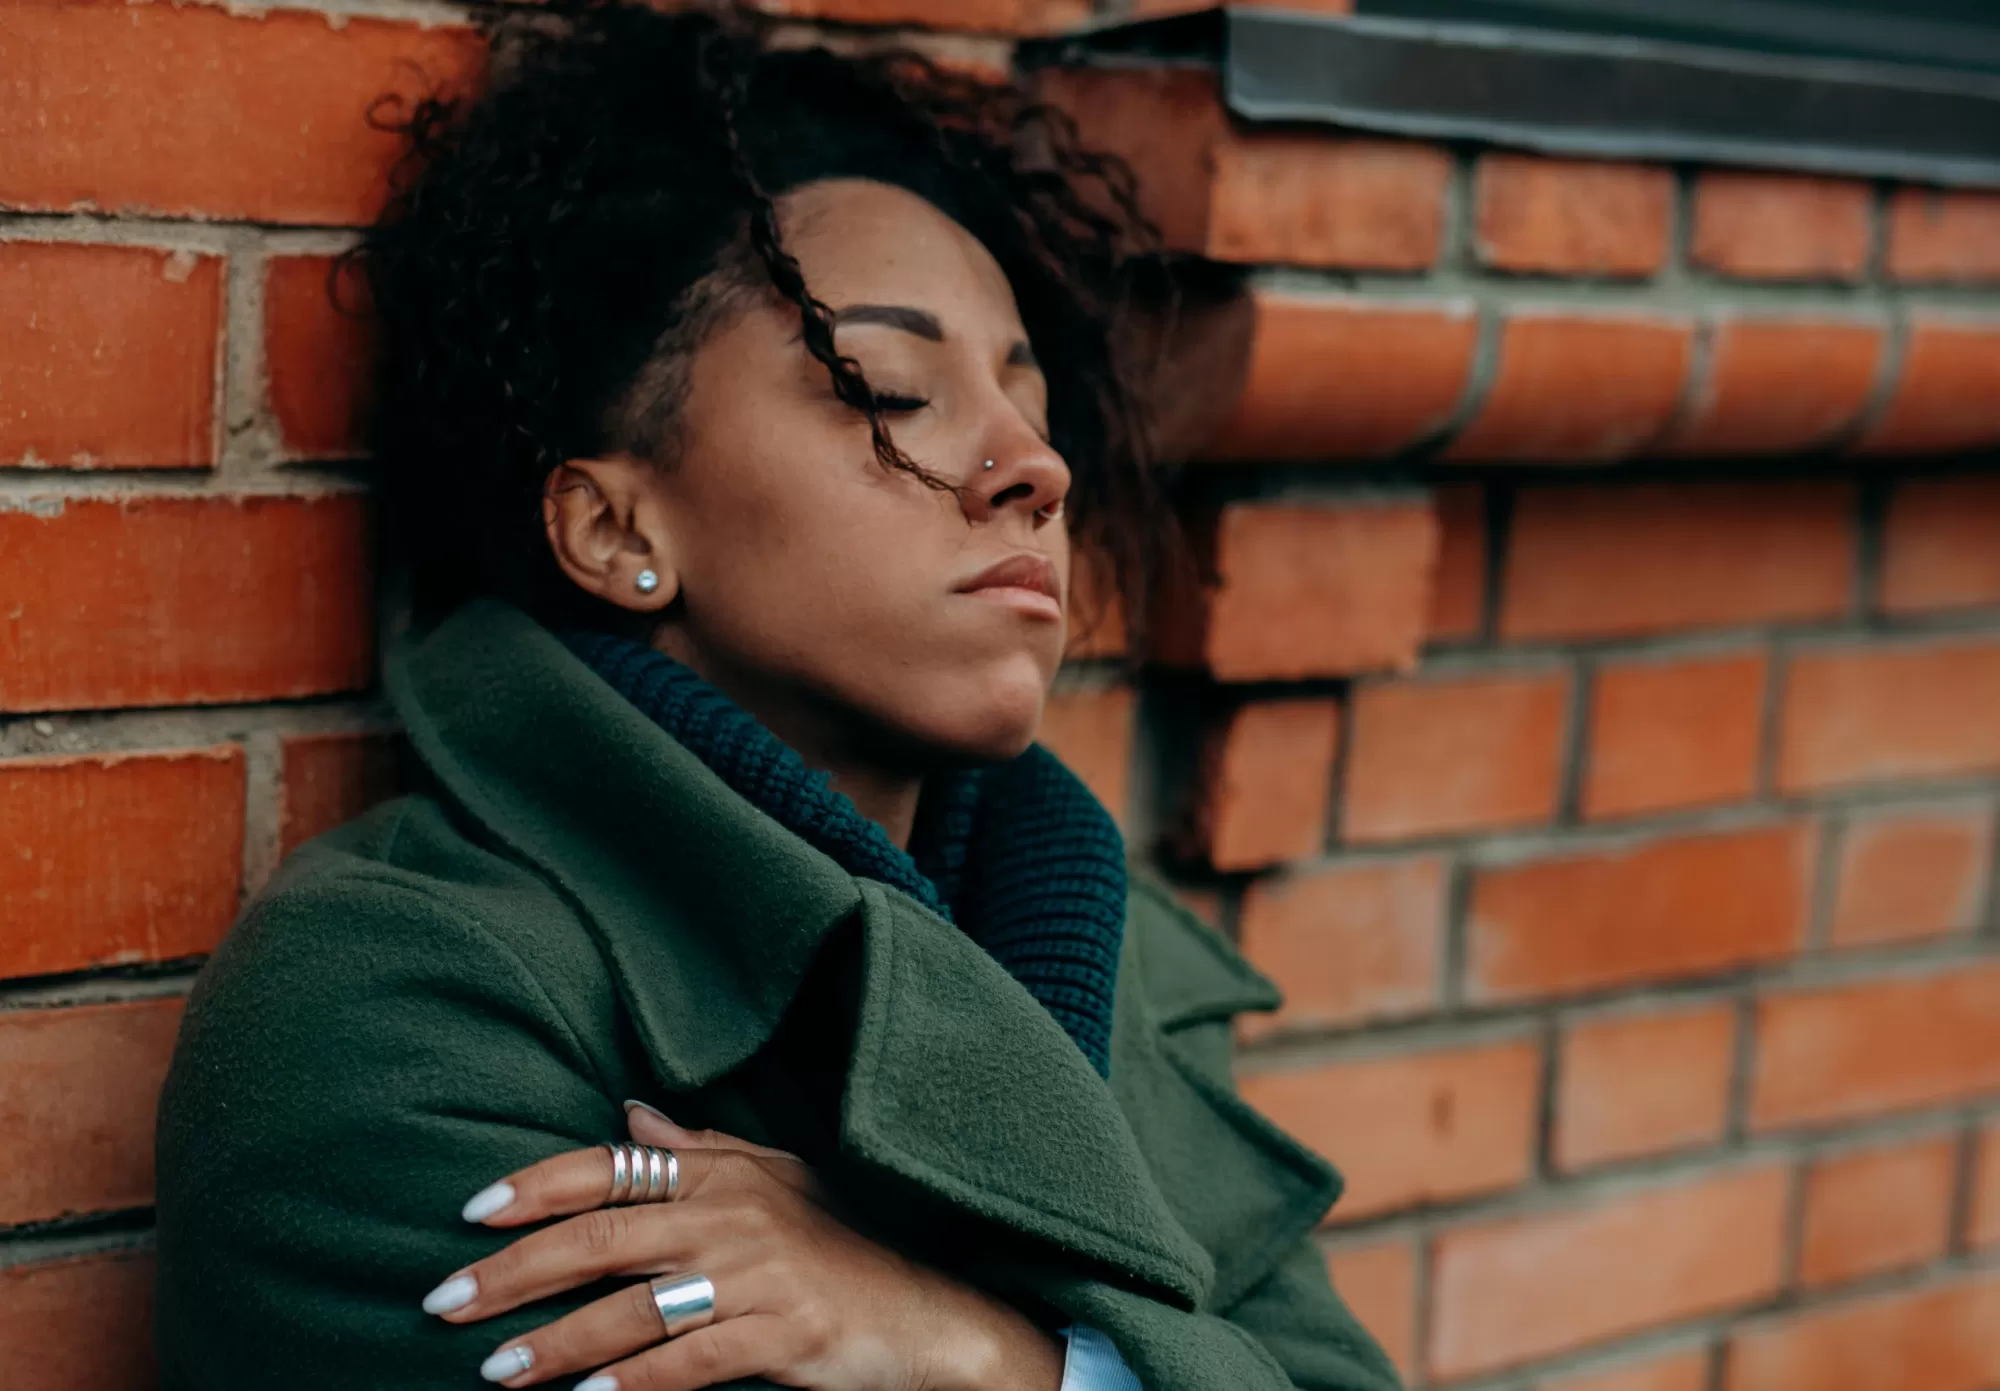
[387,601,1214,1307]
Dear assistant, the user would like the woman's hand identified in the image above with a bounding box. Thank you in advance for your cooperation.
[421,1104,1066,1391]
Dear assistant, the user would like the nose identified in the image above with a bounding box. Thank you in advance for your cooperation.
[964,421,1070,527]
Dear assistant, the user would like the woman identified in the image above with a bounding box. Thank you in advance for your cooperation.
[153,5,1399,1390]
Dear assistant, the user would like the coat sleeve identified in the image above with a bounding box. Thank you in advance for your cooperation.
[153,864,710,1389]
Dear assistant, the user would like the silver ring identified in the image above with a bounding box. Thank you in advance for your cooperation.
[604,1143,678,1205]
[649,1273,716,1338]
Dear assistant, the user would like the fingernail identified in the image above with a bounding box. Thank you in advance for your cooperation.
[622,1098,669,1122]
[576,1378,618,1391]
[421,1273,478,1315]
[480,1343,534,1383]
[461,1181,516,1223]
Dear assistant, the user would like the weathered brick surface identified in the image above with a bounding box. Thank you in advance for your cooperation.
[1035,687,1136,827]
[1468,824,1814,1002]
[1888,188,2000,284]
[1828,805,1993,948]
[1203,295,1477,460]
[0,492,374,713]
[1797,1135,1958,1289]
[0,749,244,980]
[1582,651,1766,820]
[1879,476,2000,614]
[1342,669,1569,843]
[1690,172,1874,282]
[1722,1273,2000,1391]
[0,242,221,469]
[0,1250,157,1391]
[1855,320,2000,455]
[1554,1002,1736,1171]
[1659,317,1884,456]
[1240,1037,1541,1222]
[1429,1165,1788,1380]
[1,1,484,224]
[1778,638,2000,793]
[278,731,402,860]
[1474,155,1674,278]
[1971,1124,2000,1250]
[1237,856,1447,1035]
[1539,1347,1711,1391]
[1193,699,1340,871]
[1750,962,2000,1130]
[1427,485,1487,643]
[1502,482,1855,642]
[1445,313,1694,462]
[1163,501,1438,681]
[264,254,374,461]
[1208,135,1453,271]
[0,999,184,1224]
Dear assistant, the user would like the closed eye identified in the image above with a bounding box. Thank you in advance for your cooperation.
[870,391,931,413]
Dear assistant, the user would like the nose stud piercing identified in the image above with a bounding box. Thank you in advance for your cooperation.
[635,569,660,595]
[982,459,995,470]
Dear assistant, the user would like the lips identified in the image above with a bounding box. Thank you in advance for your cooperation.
[957,553,1062,602]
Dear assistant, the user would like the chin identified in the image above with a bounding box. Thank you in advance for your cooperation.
[897,660,1052,766]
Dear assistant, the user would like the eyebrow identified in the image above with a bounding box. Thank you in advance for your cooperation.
[832,302,1039,369]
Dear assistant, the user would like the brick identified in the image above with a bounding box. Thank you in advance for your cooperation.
[1722,1273,2000,1391]
[1798,1135,1957,1289]
[1323,1237,1417,1380]
[1502,482,1856,642]
[1778,638,2000,793]
[1035,687,1136,827]
[1829,806,1993,948]
[754,0,1087,29]
[1427,485,1486,642]
[1237,856,1447,1036]
[1064,553,1126,660]
[1161,501,1438,681]
[1239,1037,1540,1222]
[1750,962,2000,1131]
[1659,317,1885,456]
[1475,155,1674,277]
[1971,1124,2000,1249]
[265,254,374,460]
[280,731,401,859]
[1690,172,1874,282]
[1,748,244,980]
[1445,312,1695,462]
[0,998,184,1223]
[1880,476,2000,614]
[1193,700,1340,871]
[1583,651,1767,821]
[1343,670,1568,844]
[0,1250,157,1391]
[1540,1347,1710,1391]
[1202,295,1477,460]
[1431,1164,1788,1380]
[0,491,374,713]
[1,1,483,224]
[1133,0,1352,12]
[1469,823,1813,1002]
[1038,68,1448,269]
[1888,188,2000,284]
[1554,1003,1736,1171]
[1,241,221,470]
[1856,319,2000,455]
[1210,134,1453,271]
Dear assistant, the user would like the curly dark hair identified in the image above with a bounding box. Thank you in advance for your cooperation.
[346,0,1167,644]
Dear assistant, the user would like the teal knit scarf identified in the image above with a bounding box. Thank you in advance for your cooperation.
[561,630,1127,1075]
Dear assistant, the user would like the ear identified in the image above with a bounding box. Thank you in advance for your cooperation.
[542,455,680,612]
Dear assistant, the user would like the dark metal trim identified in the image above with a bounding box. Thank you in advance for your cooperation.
[1020,6,2000,188]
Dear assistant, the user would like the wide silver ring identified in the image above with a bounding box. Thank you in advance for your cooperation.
[605,1143,678,1205]
[649,1273,716,1338]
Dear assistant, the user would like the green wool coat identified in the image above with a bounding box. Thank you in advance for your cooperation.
[154,600,1402,1391]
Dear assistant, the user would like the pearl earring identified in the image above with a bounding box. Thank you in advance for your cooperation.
[635,569,660,595]
[982,459,995,470]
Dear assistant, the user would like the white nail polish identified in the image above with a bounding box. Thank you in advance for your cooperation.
[480,1344,534,1383]
[575,1378,618,1391]
[461,1181,516,1223]
[421,1273,478,1315]
[622,1098,668,1122]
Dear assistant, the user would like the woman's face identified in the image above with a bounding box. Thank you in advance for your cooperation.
[576,178,1072,769]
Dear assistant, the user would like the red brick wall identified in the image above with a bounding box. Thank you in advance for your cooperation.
[6,3,2000,1388]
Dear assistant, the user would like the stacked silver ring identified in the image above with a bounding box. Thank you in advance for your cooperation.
[604,1141,679,1205]
[649,1274,717,1339]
